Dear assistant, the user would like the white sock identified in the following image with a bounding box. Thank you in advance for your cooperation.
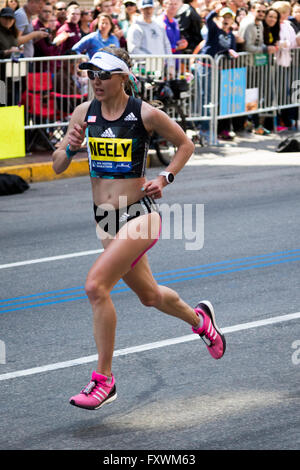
[194,311,204,329]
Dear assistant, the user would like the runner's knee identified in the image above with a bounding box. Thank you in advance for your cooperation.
[138,287,162,308]
[85,275,110,304]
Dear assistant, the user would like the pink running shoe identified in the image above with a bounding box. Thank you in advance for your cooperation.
[69,371,117,410]
[192,300,226,359]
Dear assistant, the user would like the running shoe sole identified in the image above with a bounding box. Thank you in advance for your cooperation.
[69,386,117,410]
[196,300,226,358]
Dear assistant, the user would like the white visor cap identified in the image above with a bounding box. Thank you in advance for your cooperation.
[79,51,130,74]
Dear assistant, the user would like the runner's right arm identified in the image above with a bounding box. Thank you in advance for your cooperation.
[52,102,90,174]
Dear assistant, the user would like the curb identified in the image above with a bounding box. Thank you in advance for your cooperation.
[0,158,89,183]
[0,152,155,183]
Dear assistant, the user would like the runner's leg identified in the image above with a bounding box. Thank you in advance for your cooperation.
[85,212,162,376]
[122,254,200,327]
[123,254,226,360]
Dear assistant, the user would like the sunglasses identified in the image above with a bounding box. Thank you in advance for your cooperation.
[87,70,123,80]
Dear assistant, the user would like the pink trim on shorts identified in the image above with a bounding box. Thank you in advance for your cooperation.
[131,216,162,268]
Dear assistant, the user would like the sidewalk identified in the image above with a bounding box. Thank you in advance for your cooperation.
[0,130,299,183]
[0,149,89,183]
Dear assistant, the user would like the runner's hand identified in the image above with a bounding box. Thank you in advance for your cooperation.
[142,177,165,199]
[68,123,87,151]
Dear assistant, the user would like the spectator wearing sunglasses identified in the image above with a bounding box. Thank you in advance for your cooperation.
[118,0,140,39]
[79,8,93,36]
[54,1,67,31]
[56,4,81,54]
[32,2,60,70]
[72,12,119,58]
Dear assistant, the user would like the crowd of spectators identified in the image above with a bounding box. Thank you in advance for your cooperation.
[1,0,300,136]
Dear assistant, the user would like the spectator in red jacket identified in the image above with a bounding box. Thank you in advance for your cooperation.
[33,2,56,56]
[53,1,67,31]
[56,3,81,55]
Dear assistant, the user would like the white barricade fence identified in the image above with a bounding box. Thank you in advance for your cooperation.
[0,54,88,131]
[131,53,215,123]
[1,51,300,147]
[214,50,300,137]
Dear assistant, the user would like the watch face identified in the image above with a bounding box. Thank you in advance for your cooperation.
[167,173,174,183]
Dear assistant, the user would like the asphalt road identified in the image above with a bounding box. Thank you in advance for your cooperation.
[0,155,300,453]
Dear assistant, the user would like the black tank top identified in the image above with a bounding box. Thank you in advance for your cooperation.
[84,96,151,178]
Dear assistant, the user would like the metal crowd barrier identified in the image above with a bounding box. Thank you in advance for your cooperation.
[1,51,300,148]
[214,49,300,140]
[0,54,88,130]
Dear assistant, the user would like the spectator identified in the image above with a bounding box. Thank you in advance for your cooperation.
[272,1,298,129]
[91,0,103,21]
[4,0,19,11]
[196,5,238,140]
[56,4,81,55]
[239,2,275,54]
[231,6,247,51]
[289,3,300,34]
[126,0,172,55]
[263,7,280,47]
[90,0,127,48]
[111,0,122,16]
[234,6,248,29]
[72,12,119,58]
[239,1,276,134]
[53,1,67,31]
[272,1,297,66]
[118,0,140,38]
[227,0,247,15]
[0,7,18,58]
[90,0,117,30]
[0,7,19,105]
[201,6,237,57]
[175,0,202,53]
[67,1,80,7]
[79,8,93,36]
[15,0,49,57]
[199,7,210,45]
[261,7,281,131]
[48,11,59,37]
[33,2,56,57]
[238,0,259,28]
[156,0,188,53]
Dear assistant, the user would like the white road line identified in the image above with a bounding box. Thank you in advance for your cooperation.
[0,311,299,382]
[0,249,104,270]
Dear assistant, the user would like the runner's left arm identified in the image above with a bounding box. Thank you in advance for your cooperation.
[141,101,195,198]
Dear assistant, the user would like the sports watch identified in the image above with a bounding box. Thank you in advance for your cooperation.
[66,144,78,160]
[159,171,175,184]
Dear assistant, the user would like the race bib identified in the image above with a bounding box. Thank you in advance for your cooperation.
[88,136,133,173]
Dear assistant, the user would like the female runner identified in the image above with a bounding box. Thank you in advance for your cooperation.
[52,46,226,410]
